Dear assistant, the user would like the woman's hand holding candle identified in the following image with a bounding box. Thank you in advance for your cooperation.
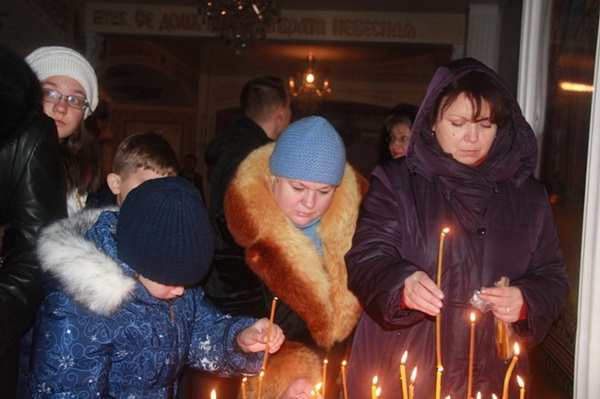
[403,271,444,316]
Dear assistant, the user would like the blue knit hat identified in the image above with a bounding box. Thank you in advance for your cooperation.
[116,177,214,286]
[269,116,346,185]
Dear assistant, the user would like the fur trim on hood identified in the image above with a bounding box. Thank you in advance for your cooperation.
[225,143,368,348]
[37,207,137,316]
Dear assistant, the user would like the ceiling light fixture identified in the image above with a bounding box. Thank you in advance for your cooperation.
[198,0,280,51]
[288,53,332,112]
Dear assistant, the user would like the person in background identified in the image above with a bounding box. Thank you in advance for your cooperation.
[26,46,102,215]
[204,116,368,398]
[0,44,67,398]
[178,153,205,201]
[378,103,419,163]
[88,131,180,207]
[345,58,569,398]
[30,177,285,398]
[205,75,291,226]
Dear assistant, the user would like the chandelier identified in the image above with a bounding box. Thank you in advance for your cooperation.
[288,53,332,112]
[198,1,281,50]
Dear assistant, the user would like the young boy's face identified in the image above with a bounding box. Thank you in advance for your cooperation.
[137,274,185,299]
[107,168,172,206]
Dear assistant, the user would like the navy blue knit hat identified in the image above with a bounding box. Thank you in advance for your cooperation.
[116,176,214,286]
[269,116,346,185]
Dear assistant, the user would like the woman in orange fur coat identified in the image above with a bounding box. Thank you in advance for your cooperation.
[203,116,368,398]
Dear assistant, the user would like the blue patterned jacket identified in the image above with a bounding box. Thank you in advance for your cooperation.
[30,208,261,398]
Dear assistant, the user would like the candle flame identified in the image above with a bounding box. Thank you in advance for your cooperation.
[470,312,476,322]
[517,375,524,388]
[442,227,450,234]
[372,376,378,385]
[210,389,217,399]
[410,367,417,382]
[376,387,381,397]
[315,382,322,391]
[242,377,247,383]
[259,370,265,377]
[492,394,498,399]
[476,392,481,399]
[514,342,520,356]
[401,350,408,364]
[437,366,444,372]
[444,396,451,399]
[324,359,328,365]
[342,360,347,367]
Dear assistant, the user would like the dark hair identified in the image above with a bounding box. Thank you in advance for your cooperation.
[112,131,180,179]
[59,113,102,196]
[427,71,511,130]
[378,103,419,163]
[240,76,289,122]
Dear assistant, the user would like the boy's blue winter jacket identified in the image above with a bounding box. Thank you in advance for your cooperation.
[30,209,261,398]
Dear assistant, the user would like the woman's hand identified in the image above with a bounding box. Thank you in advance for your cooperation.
[402,271,444,316]
[477,286,524,323]
[237,317,285,353]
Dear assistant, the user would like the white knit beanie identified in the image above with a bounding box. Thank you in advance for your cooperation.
[25,46,98,118]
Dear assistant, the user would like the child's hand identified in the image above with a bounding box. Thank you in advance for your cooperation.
[236,317,285,353]
[280,377,323,399]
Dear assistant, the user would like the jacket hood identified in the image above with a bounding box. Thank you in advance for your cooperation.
[37,207,137,316]
[406,57,538,187]
[224,143,368,348]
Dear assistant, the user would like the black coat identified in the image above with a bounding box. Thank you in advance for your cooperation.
[345,58,569,398]
[205,116,273,226]
[0,45,67,396]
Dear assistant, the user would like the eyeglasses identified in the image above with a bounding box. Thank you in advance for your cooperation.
[389,134,410,144]
[42,89,89,111]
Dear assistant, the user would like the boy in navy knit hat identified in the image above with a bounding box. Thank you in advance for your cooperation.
[30,177,284,398]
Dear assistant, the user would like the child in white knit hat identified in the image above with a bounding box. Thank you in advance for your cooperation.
[26,46,101,215]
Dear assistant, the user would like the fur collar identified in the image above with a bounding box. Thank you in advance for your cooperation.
[224,143,368,348]
[37,207,137,316]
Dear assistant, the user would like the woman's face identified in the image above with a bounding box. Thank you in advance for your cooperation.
[433,93,497,165]
[388,123,411,159]
[271,176,336,226]
[41,76,87,139]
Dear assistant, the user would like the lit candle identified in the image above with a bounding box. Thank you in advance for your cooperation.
[400,350,408,399]
[241,377,247,399]
[210,389,217,399]
[445,396,451,399]
[435,366,443,399]
[315,382,323,397]
[501,343,520,399]
[467,312,476,399]
[517,375,525,399]
[257,370,265,399]
[476,392,481,399]
[409,367,417,399]
[436,228,450,370]
[261,297,278,370]
[322,359,328,397]
[371,376,378,399]
[436,228,450,288]
[341,360,348,399]
[492,394,498,399]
